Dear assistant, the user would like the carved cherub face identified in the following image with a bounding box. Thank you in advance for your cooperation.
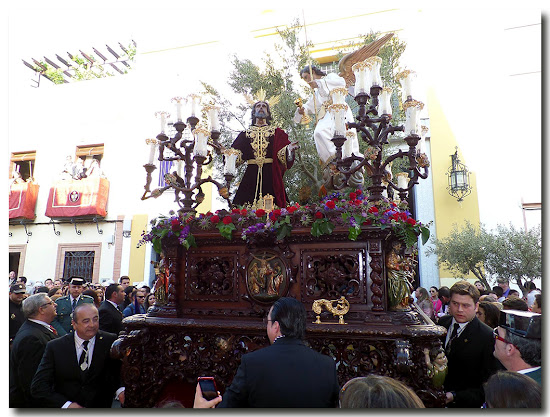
[435,352,447,366]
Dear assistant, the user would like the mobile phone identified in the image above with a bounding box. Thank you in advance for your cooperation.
[198,376,218,400]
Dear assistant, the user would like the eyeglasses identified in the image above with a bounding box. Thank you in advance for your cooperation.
[136,296,145,299]
[262,316,273,325]
[41,301,55,308]
[493,328,514,345]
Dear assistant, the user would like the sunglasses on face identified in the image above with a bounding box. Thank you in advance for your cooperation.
[493,328,515,345]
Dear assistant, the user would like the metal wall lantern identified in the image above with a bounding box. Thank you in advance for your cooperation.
[446,147,472,202]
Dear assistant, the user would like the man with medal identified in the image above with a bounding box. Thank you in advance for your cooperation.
[31,304,124,408]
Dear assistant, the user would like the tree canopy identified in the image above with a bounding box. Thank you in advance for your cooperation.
[429,222,541,295]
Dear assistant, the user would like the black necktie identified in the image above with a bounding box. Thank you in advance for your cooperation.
[79,340,89,370]
[72,298,77,311]
[446,323,460,353]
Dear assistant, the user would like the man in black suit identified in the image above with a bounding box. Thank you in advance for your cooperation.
[10,293,58,407]
[439,281,501,408]
[31,303,125,408]
[99,283,125,335]
[194,297,340,408]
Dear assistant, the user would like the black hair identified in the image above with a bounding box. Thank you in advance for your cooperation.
[105,283,122,301]
[300,65,326,77]
[270,297,306,340]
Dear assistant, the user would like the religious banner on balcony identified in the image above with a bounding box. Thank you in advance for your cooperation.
[45,177,109,218]
[9,182,40,219]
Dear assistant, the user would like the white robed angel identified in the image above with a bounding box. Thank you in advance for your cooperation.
[294,33,393,190]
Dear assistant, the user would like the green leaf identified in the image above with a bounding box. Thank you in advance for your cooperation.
[217,223,236,240]
[153,238,162,254]
[276,222,292,241]
[348,226,361,241]
[421,227,430,245]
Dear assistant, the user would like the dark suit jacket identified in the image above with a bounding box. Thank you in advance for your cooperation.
[9,320,58,407]
[219,337,340,408]
[50,295,94,336]
[439,315,501,407]
[98,300,123,335]
[9,299,26,344]
[31,330,121,408]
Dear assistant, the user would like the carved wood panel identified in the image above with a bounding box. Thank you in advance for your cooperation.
[186,252,239,301]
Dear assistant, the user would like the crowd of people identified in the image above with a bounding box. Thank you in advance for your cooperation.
[9,270,541,409]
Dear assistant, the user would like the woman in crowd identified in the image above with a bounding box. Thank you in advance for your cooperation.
[476,301,501,329]
[483,371,541,408]
[83,288,101,308]
[339,375,425,408]
[145,292,156,311]
[429,286,442,316]
[531,294,541,314]
[415,287,434,320]
[47,286,63,301]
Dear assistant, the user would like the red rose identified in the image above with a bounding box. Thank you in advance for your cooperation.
[256,209,266,217]
[399,212,408,221]
[240,209,247,216]
[171,219,182,231]
[269,209,281,221]
[222,216,233,225]
[354,200,362,206]
[356,189,362,195]
[363,219,372,226]
[391,213,400,221]
[349,192,357,201]
[206,211,213,217]
[314,211,324,219]
[232,208,241,214]
[210,215,220,224]
[326,200,336,209]
[406,218,416,226]
[368,206,379,214]
[287,206,297,214]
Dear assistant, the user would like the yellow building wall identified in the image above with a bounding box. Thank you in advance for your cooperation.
[427,87,482,288]
[128,214,148,284]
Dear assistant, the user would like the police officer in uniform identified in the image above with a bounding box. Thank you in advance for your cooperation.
[9,283,27,346]
[50,277,94,336]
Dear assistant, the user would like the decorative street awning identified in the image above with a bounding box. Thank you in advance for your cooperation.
[9,182,40,219]
[45,178,109,218]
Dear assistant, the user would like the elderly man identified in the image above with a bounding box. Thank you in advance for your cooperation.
[194,297,340,408]
[230,100,299,208]
[9,282,27,346]
[493,310,541,384]
[31,303,124,408]
[50,277,94,336]
[10,293,58,407]
[439,281,501,408]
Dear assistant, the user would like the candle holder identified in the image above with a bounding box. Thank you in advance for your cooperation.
[332,67,429,203]
[142,101,233,215]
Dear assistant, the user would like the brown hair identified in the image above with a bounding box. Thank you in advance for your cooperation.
[450,281,480,304]
[483,371,541,408]
[339,375,425,408]
[478,301,501,328]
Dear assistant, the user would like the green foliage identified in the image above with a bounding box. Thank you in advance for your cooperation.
[217,222,236,240]
[428,221,491,288]
[311,217,335,237]
[429,222,542,293]
[485,224,541,296]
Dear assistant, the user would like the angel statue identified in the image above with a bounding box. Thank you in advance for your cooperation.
[294,33,393,194]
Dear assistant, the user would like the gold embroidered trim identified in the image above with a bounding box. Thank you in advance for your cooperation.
[248,158,273,165]
[246,125,276,167]
[277,146,288,166]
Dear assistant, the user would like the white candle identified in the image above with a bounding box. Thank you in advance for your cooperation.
[396,172,409,189]
[188,94,201,117]
[366,57,382,88]
[193,127,209,157]
[330,88,348,105]
[378,87,393,116]
[403,100,424,136]
[207,106,220,131]
[223,150,238,175]
[352,61,371,94]
[382,181,388,198]
[146,139,157,164]
[397,70,416,102]
[155,111,170,134]
[343,130,355,158]
[330,104,347,136]
[176,160,183,176]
